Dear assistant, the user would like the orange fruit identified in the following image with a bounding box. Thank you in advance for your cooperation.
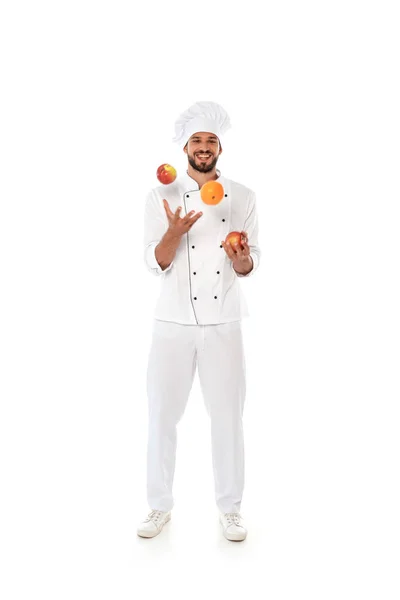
[200,181,224,205]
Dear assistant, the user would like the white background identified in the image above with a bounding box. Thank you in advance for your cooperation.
[1,0,399,598]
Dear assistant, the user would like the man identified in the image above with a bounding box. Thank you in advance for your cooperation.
[138,101,261,542]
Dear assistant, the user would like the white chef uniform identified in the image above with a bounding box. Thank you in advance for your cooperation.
[143,102,261,514]
[144,169,260,324]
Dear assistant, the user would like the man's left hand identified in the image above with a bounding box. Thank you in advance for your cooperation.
[221,231,253,275]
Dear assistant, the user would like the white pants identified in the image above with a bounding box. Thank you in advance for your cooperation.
[146,319,246,514]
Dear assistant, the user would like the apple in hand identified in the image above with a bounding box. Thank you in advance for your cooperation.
[156,164,177,184]
[225,231,245,251]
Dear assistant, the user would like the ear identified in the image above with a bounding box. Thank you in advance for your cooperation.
[183,143,188,155]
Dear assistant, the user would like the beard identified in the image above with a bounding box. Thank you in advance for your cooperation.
[188,152,219,173]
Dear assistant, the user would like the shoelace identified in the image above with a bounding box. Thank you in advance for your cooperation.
[146,509,164,523]
[224,512,242,526]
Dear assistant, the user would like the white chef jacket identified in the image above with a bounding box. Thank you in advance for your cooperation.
[143,169,261,325]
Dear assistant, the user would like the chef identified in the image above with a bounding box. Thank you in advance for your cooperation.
[137,101,261,542]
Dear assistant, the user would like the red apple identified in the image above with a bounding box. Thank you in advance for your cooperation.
[225,231,244,251]
[156,163,177,184]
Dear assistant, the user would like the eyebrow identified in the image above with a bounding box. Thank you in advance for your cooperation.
[191,136,218,141]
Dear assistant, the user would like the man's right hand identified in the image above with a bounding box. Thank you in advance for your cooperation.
[163,199,203,238]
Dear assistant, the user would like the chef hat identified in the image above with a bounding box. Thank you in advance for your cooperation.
[172,101,231,147]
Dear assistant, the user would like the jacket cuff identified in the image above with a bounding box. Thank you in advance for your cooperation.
[232,253,257,277]
[144,242,174,275]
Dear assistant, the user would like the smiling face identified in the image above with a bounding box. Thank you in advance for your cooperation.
[184,132,222,173]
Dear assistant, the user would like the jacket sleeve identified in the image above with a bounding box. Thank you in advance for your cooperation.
[143,191,174,276]
[232,190,261,278]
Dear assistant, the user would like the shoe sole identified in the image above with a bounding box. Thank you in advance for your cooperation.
[222,531,247,541]
[137,513,171,538]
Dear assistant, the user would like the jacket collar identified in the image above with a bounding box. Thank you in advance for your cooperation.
[180,169,223,192]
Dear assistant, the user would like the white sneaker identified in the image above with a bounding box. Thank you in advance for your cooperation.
[137,509,171,538]
[219,512,247,541]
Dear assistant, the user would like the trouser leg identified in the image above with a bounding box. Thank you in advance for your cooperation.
[146,320,197,512]
[196,321,246,514]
